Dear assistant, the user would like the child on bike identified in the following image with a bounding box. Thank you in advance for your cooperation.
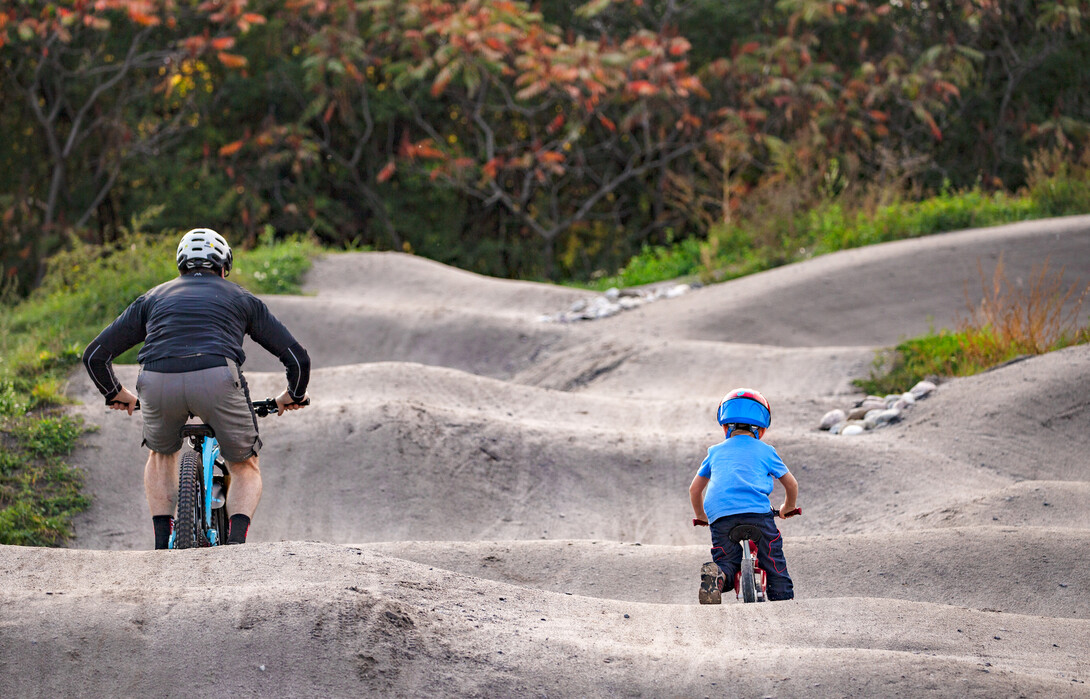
[689,388,799,603]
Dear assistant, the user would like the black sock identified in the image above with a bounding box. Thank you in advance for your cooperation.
[152,515,174,550]
[227,514,251,544]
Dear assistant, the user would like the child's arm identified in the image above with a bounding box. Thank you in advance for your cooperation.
[689,474,710,523]
[775,472,798,519]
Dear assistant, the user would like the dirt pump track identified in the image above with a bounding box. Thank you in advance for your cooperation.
[2,215,1090,697]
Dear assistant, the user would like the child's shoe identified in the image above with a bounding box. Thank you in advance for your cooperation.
[698,561,724,604]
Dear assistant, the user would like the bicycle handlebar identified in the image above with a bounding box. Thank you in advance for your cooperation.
[773,507,802,518]
[252,397,310,417]
[692,508,802,527]
[107,396,310,417]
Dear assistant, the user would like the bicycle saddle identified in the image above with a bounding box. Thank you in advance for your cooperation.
[727,524,763,543]
[180,424,216,440]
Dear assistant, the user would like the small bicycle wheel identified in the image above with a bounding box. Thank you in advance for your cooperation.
[174,451,208,549]
[740,564,757,603]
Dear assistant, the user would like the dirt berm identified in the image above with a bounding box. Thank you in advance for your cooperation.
[2,216,1089,697]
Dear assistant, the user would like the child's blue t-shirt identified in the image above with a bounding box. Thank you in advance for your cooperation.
[697,435,789,522]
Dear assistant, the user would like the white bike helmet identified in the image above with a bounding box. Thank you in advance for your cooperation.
[177,228,233,275]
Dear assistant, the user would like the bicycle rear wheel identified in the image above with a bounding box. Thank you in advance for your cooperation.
[740,564,757,603]
[175,451,208,549]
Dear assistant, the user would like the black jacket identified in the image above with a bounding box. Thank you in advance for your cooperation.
[83,271,310,402]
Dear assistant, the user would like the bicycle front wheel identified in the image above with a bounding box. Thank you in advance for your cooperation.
[174,451,208,549]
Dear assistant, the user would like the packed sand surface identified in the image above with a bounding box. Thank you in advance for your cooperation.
[3,216,1090,696]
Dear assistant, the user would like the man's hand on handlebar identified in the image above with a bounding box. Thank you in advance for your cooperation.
[275,389,310,417]
[107,387,139,415]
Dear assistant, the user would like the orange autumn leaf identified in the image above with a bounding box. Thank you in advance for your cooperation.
[219,140,245,156]
[538,151,565,164]
[482,157,504,179]
[217,52,248,69]
[211,36,235,51]
[376,160,397,183]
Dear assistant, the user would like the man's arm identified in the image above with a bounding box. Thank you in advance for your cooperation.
[83,297,148,405]
[245,295,311,406]
[689,474,710,523]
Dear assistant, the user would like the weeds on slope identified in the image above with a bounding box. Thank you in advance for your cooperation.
[856,257,1090,395]
[574,148,1090,292]
[0,226,320,546]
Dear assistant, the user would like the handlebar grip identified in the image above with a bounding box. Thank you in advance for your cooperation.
[773,507,802,518]
[108,399,140,410]
[692,518,709,527]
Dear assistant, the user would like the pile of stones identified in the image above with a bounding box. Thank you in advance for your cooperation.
[819,379,937,436]
[540,283,693,322]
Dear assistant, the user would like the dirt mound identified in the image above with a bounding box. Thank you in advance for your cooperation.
[9,214,1089,696]
[3,543,1087,697]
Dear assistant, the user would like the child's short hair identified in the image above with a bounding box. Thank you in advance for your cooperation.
[725,423,758,436]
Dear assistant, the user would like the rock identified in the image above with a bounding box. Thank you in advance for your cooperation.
[819,409,846,430]
[877,408,902,425]
[540,282,693,323]
[841,424,866,436]
[829,421,847,435]
[663,284,690,298]
[910,380,936,399]
[847,405,871,420]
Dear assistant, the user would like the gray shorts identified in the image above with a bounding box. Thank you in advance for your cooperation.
[135,361,262,462]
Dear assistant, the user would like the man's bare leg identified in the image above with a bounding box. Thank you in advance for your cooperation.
[225,455,261,543]
[145,450,179,549]
[145,450,179,516]
[226,455,262,517]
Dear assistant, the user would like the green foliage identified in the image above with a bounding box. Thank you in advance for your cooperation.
[0,415,92,547]
[580,237,705,290]
[232,228,322,295]
[10,416,86,459]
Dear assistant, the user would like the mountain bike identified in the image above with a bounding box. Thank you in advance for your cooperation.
[112,397,306,548]
[696,508,801,604]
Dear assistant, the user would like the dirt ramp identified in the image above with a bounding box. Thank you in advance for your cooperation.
[892,344,1090,480]
[3,543,1087,698]
[613,216,1090,347]
[244,251,587,375]
[910,481,1090,530]
[514,336,874,400]
[366,529,1090,618]
[297,251,587,314]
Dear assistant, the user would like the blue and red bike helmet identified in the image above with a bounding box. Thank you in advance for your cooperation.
[717,388,771,437]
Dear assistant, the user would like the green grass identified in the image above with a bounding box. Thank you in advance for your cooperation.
[0,226,322,547]
[587,159,1090,293]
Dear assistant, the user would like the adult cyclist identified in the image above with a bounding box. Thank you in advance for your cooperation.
[82,228,311,548]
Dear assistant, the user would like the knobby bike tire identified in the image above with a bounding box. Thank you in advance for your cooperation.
[740,563,757,603]
[175,450,208,549]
